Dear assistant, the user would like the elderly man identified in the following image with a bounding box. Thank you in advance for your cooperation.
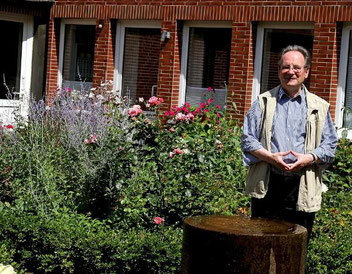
[241,45,337,239]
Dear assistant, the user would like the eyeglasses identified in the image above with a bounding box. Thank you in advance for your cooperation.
[280,65,307,73]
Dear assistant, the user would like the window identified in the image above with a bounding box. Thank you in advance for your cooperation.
[59,20,95,91]
[115,21,161,104]
[337,24,352,133]
[0,20,23,99]
[180,22,232,108]
[253,23,314,101]
[0,13,33,124]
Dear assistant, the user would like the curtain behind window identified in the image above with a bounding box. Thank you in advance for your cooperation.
[260,29,313,94]
[62,24,95,91]
[0,20,23,99]
[121,28,161,103]
[343,31,352,128]
[185,27,231,108]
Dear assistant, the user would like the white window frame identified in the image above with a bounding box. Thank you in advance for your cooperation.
[0,12,33,121]
[179,21,232,106]
[336,23,352,138]
[114,20,161,96]
[58,19,96,89]
[252,22,314,102]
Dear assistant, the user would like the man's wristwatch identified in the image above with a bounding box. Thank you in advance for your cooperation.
[309,153,317,164]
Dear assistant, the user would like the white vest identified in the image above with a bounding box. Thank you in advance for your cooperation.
[245,85,330,212]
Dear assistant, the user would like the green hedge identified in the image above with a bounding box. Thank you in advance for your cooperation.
[0,87,350,273]
[0,206,182,273]
[308,138,352,273]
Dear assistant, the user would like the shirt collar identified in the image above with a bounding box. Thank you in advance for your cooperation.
[278,86,306,103]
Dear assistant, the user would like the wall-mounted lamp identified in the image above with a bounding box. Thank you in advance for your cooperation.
[161,30,171,42]
[98,19,104,29]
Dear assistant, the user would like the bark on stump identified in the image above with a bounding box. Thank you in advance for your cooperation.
[181,215,307,274]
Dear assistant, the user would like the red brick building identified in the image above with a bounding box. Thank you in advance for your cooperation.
[2,1,352,135]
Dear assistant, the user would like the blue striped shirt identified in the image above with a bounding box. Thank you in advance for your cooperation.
[241,87,337,174]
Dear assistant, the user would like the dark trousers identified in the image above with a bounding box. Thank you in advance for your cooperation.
[251,172,316,241]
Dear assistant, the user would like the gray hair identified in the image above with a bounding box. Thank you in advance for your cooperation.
[278,45,311,68]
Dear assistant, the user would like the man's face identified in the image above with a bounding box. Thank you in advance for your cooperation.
[278,50,309,95]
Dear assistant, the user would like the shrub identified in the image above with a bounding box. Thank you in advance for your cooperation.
[307,137,352,273]
[0,85,249,272]
[0,206,182,273]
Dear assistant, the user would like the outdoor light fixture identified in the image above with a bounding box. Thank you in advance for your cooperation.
[98,19,104,29]
[161,30,171,42]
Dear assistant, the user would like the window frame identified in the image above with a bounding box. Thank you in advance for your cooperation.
[0,12,33,121]
[114,20,161,97]
[252,22,314,102]
[179,21,232,107]
[336,23,352,138]
[58,19,96,89]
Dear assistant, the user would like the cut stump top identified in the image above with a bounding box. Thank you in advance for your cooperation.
[184,215,306,236]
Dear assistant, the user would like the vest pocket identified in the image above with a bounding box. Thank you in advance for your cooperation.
[306,112,319,151]
[246,161,270,197]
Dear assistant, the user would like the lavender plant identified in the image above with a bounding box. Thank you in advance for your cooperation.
[1,81,136,215]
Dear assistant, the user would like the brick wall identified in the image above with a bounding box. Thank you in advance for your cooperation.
[45,1,352,121]
[45,19,60,102]
[227,21,253,121]
[157,20,182,112]
[93,18,115,87]
[310,23,339,117]
[0,1,51,16]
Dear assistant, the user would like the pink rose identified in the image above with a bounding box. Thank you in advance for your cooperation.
[154,217,164,225]
[169,128,175,132]
[89,134,98,143]
[148,96,159,106]
[174,148,182,154]
[148,96,164,106]
[128,108,137,117]
[134,105,142,115]
[84,134,98,144]
[186,113,194,120]
[207,98,214,103]
[128,105,142,117]
[170,152,175,158]
[176,113,185,121]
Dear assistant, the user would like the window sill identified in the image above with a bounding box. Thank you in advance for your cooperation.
[337,128,352,140]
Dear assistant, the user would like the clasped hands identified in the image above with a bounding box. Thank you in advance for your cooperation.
[270,150,314,172]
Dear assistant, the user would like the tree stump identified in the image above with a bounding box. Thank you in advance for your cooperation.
[181,215,307,274]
